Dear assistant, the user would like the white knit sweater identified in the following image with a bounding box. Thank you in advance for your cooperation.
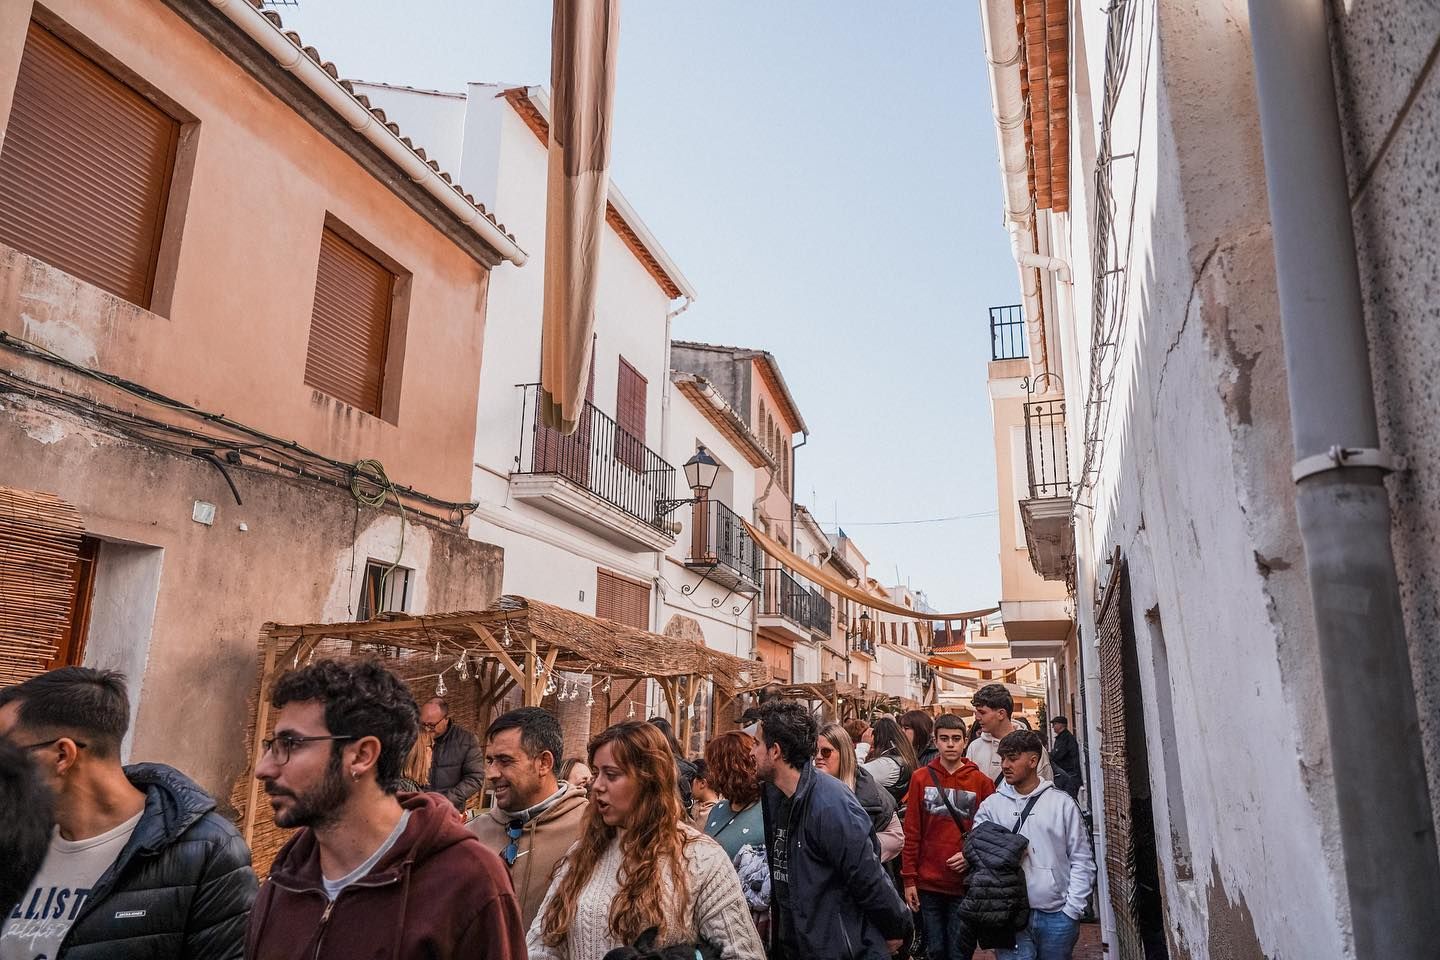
[526,825,765,960]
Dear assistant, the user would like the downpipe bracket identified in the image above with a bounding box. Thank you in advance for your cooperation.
[1291,445,1397,483]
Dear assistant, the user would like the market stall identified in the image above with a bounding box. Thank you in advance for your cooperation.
[231,594,768,873]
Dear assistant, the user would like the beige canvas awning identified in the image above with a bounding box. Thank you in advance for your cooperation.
[742,519,998,622]
[930,656,1034,672]
[539,0,621,434]
[885,643,932,665]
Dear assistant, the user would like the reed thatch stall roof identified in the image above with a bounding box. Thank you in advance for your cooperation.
[232,595,769,873]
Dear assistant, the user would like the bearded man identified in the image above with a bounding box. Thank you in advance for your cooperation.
[246,660,524,960]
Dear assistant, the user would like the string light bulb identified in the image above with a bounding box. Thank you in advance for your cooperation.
[456,651,469,681]
[436,672,447,697]
[627,700,636,719]
[501,620,512,647]
[432,640,441,662]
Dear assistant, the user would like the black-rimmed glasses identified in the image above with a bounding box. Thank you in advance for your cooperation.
[501,820,524,866]
[260,734,356,766]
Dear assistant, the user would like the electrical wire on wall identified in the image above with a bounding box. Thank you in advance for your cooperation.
[350,458,407,607]
[0,331,478,524]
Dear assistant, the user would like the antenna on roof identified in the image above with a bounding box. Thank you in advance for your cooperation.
[261,0,300,7]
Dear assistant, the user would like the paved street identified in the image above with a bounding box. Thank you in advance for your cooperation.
[976,922,1103,960]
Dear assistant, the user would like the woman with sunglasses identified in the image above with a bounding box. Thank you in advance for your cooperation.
[528,722,764,960]
[816,723,904,862]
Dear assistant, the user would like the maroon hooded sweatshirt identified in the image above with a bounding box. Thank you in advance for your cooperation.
[245,791,525,960]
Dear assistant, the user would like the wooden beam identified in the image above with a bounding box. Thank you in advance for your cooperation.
[468,625,526,689]
[242,634,279,845]
[658,677,678,719]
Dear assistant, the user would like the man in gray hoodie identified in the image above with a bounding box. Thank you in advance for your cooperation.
[973,730,1095,960]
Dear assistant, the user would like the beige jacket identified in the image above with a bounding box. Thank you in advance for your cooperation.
[469,782,588,931]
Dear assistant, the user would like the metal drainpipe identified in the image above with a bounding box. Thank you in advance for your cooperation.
[1248,3,1440,955]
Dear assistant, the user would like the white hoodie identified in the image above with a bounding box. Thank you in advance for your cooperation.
[973,778,1096,920]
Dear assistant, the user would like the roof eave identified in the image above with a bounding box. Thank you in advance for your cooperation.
[500,86,697,301]
[188,0,525,266]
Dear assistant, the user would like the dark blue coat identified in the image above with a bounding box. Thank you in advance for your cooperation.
[760,762,911,959]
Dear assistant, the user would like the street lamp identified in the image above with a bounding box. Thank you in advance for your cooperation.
[657,446,721,516]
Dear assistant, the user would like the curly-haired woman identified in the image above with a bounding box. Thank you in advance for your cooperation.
[527,722,764,960]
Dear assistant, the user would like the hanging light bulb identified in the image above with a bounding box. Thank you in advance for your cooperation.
[501,620,512,647]
[432,640,441,661]
[456,652,469,681]
[436,672,448,697]
[602,677,612,693]
[627,699,636,718]
[586,692,595,707]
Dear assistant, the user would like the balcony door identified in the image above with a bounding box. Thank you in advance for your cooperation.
[535,347,595,484]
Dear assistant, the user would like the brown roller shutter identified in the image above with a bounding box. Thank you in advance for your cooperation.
[596,569,649,630]
[304,227,393,416]
[615,357,647,472]
[0,22,178,307]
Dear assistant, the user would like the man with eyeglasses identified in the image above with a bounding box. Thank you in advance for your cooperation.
[468,708,586,931]
[0,667,256,960]
[246,659,524,960]
[419,697,484,812]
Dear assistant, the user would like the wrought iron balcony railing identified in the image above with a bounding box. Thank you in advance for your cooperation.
[688,498,761,589]
[1023,398,1071,499]
[990,304,1028,361]
[762,567,815,629]
[809,589,834,636]
[515,384,676,528]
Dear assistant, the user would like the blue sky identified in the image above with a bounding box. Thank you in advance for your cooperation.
[280,1,1018,611]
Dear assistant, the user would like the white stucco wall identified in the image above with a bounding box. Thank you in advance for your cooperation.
[658,388,759,661]
[355,82,683,626]
[1048,2,1352,957]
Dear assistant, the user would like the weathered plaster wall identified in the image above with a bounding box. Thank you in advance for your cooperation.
[1062,1,1350,956]
[1330,0,1440,841]
[2,0,492,504]
[0,401,503,802]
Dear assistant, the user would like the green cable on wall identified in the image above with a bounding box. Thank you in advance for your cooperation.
[350,459,406,604]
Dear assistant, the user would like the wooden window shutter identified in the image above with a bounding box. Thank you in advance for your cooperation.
[615,358,647,472]
[596,569,650,630]
[0,22,178,307]
[305,227,394,415]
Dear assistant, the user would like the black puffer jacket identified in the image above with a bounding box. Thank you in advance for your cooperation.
[52,763,257,959]
[958,820,1030,945]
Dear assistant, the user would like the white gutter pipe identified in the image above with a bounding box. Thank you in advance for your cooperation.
[980,0,1070,381]
[209,0,528,266]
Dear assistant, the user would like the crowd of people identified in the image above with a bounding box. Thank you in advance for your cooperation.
[0,661,1095,960]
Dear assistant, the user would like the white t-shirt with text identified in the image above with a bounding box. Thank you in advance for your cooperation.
[0,810,143,960]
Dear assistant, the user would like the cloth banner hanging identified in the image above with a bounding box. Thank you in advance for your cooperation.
[539,0,622,434]
[741,519,997,621]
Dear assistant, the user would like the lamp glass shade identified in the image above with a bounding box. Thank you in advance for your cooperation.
[683,446,721,493]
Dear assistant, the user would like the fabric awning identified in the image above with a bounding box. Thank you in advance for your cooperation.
[539,0,621,434]
[884,643,933,665]
[929,656,1034,672]
[741,519,998,622]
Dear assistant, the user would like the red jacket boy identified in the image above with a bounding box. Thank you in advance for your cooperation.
[901,726,996,899]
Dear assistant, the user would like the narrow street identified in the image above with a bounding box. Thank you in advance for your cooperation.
[0,1,1438,959]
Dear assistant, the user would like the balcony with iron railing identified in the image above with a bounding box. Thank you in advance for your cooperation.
[759,567,819,645]
[808,590,834,640]
[511,383,677,552]
[685,498,761,594]
[1019,397,1075,581]
[990,304,1028,361]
